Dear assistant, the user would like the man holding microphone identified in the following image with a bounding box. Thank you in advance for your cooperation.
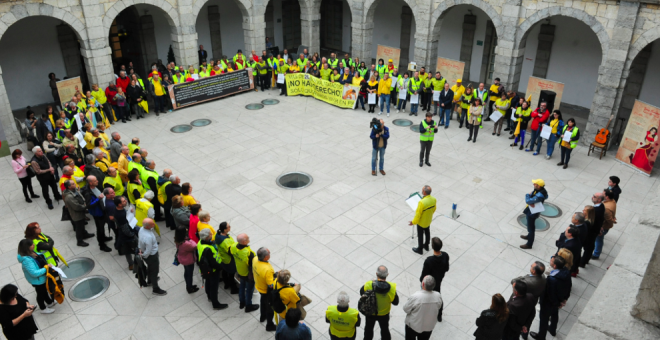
[410,185,437,255]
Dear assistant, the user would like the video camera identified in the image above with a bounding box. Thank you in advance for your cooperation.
[370,118,382,133]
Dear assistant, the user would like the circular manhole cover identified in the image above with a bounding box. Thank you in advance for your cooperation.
[393,119,413,127]
[540,202,562,218]
[58,257,95,281]
[261,99,280,105]
[191,119,212,127]
[517,214,550,232]
[246,103,264,110]
[276,172,313,190]
[170,124,192,133]
[410,124,420,132]
[68,275,110,302]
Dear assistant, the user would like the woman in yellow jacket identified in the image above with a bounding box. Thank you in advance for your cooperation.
[366,75,379,113]
[181,182,198,207]
[377,73,392,116]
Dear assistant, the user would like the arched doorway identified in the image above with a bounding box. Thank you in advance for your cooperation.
[194,0,249,62]
[366,0,416,68]
[264,0,303,56]
[320,0,352,57]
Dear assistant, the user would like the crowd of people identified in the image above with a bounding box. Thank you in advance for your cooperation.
[4,49,620,340]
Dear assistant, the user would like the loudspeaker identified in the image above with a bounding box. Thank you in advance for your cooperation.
[538,90,557,113]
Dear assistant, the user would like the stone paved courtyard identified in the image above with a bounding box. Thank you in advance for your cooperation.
[0,90,656,340]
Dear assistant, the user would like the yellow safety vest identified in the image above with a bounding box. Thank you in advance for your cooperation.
[33,234,57,266]
[231,245,253,276]
[412,195,437,228]
[128,143,140,156]
[431,77,446,91]
[172,74,184,84]
[103,174,124,196]
[408,79,421,95]
[376,65,387,78]
[320,68,332,81]
[217,235,236,264]
[461,92,476,109]
[562,126,579,149]
[158,181,170,204]
[328,59,339,69]
[140,168,159,191]
[420,120,435,142]
[127,161,144,177]
[197,242,219,272]
[127,182,145,205]
[326,306,359,338]
[256,61,268,75]
[135,199,152,227]
[363,281,397,316]
[489,84,500,102]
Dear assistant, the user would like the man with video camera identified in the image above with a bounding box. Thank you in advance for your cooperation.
[370,118,389,176]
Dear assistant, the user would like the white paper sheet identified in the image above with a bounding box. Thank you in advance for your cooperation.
[191,74,199,80]
[529,202,545,214]
[74,131,86,149]
[540,124,552,139]
[511,108,517,121]
[563,130,573,142]
[368,93,377,104]
[410,94,419,104]
[432,91,440,101]
[406,192,422,211]
[74,114,82,130]
[399,90,407,100]
[490,111,503,123]
[51,266,67,278]
[126,208,138,228]
[277,74,285,84]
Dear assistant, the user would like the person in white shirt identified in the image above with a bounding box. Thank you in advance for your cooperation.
[403,275,443,340]
[138,218,167,296]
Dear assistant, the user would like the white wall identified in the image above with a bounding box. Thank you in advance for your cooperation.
[519,16,602,108]
[371,0,416,62]
[435,5,489,82]
[638,40,660,108]
[0,17,68,109]
[195,0,246,59]
[342,0,352,53]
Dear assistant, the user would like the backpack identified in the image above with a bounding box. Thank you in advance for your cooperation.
[196,247,213,278]
[268,284,293,314]
[358,281,379,316]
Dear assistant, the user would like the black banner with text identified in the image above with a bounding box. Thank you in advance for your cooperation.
[168,69,254,109]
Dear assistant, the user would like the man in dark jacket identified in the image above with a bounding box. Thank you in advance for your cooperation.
[34,113,53,145]
[420,237,449,321]
[370,119,389,176]
[503,281,536,340]
[555,225,582,276]
[198,228,229,309]
[63,180,92,247]
[511,262,546,340]
[114,196,137,269]
[360,265,399,340]
[530,256,572,340]
[438,82,454,128]
[581,192,605,266]
[164,175,182,229]
[31,146,61,210]
[81,175,112,252]
[607,176,622,202]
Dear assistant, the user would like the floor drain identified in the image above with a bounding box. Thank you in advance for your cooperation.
[68,275,110,302]
[191,119,212,127]
[170,125,193,133]
[540,203,562,218]
[410,124,420,132]
[246,103,264,110]
[517,214,550,231]
[393,119,413,127]
[261,99,280,105]
[58,257,95,281]
[276,172,313,190]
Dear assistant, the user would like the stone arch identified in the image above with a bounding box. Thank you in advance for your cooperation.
[103,0,181,35]
[0,4,89,49]
[429,0,504,41]
[627,28,660,68]
[255,0,313,19]
[364,0,421,23]
[191,0,251,23]
[515,6,609,53]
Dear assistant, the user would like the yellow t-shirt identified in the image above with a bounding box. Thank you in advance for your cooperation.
[274,281,300,320]
[182,194,196,207]
[84,132,95,150]
[253,260,274,294]
[153,80,164,96]
[197,222,216,241]
[550,118,560,134]
[451,85,465,101]
[352,76,363,86]
[378,79,392,95]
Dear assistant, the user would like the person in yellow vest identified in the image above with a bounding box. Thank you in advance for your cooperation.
[246,56,258,91]
[320,63,332,81]
[197,228,229,310]
[467,98,484,143]
[172,68,185,84]
[253,247,277,331]
[117,145,131,184]
[459,86,476,129]
[410,185,437,254]
[276,59,289,96]
[136,191,161,236]
[126,169,145,205]
[215,222,238,294]
[25,222,63,267]
[421,68,432,113]
[389,68,399,107]
[103,167,124,196]
[408,72,424,116]
[430,72,447,116]
[128,138,140,156]
[255,57,269,91]
[128,152,144,176]
[558,118,579,169]
[510,100,532,150]
[148,74,167,115]
[297,53,308,72]
[196,210,216,241]
[451,79,465,121]
[231,233,259,312]
[272,269,301,323]
[376,59,387,80]
[83,123,95,152]
[418,112,437,168]
[418,66,429,83]
[62,160,86,189]
[289,60,300,73]
[493,92,511,136]
[233,49,246,70]
[328,52,339,69]
[141,160,163,221]
[360,265,398,340]
[486,77,502,121]
[403,276,443,340]
[326,291,360,339]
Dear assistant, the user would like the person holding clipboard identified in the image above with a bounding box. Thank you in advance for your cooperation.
[558,118,579,169]
[409,185,437,255]
[520,179,548,249]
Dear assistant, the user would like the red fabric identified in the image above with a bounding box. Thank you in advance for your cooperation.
[189,215,199,243]
[530,108,550,131]
[105,87,118,105]
[116,76,130,92]
[60,174,72,192]
[252,54,260,62]
[148,71,162,79]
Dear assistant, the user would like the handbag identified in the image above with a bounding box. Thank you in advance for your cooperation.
[15,159,36,178]
[61,205,71,221]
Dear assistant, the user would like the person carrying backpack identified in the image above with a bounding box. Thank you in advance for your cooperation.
[359,265,399,340]
[197,228,228,310]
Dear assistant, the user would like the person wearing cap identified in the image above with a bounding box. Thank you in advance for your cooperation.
[451,79,465,122]
[387,59,395,73]
[520,179,549,249]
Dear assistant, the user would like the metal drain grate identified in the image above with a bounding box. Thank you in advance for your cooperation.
[246,103,264,110]
[58,257,95,281]
[276,172,313,190]
[170,125,193,133]
[540,203,562,218]
[517,214,550,232]
[261,99,280,105]
[393,119,413,127]
[191,119,212,127]
[68,275,110,302]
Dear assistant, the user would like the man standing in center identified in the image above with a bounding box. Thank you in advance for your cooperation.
[253,247,277,331]
[370,119,389,176]
[419,113,438,167]
[139,218,167,296]
[420,237,449,321]
[520,179,548,249]
[410,185,437,255]
[360,265,398,340]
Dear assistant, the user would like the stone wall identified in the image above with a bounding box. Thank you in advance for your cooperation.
[1,0,660,147]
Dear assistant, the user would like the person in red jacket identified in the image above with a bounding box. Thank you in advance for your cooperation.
[116,71,130,93]
[526,102,550,153]
[104,82,122,123]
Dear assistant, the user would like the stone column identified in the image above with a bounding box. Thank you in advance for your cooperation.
[399,6,413,67]
[351,21,373,64]
[412,3,432,70]
[175,0,199,68]
[243,9,264,55]
[207,6,223,59]
[139,15,159,71]
[459,14,477,81]
[492,0,524,91]
[616,44,652,123]
[80,0,115,87]
[57,24,83,78]
[0,66,20,150]
[586,1,640,145]
[301,13,320,55]
[532,24,555,79]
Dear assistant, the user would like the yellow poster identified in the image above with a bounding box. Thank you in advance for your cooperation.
[435,58,465,86]
[56,77,83,104]
[285,73,359,109]
[525,76,565,110]
[376,45,401,69]
[615,100,660,176]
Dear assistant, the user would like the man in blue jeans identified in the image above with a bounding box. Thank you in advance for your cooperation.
[370,119,389,176]
[593,189,617,259]
[438,83,454,128]
[520,179,548,249]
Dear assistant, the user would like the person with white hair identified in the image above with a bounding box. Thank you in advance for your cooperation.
[109,131,123,162]
[81,175,113,252]
[360,265,399,340]
[403,275,443,340]
[138,218,166,296]
[93,147,111,173]
[30,146,61,209]
[164,175,182,229]
[197,228,228,310]
[326,291,361,339]
[136,190,160,236]
[253,247,277,331]
[84,153,106,184]
[231,233,259,313]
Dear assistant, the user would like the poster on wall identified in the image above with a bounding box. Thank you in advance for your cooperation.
[56,77,83,105]
[169,69,254,109]
[615,100,660,176]
[525,76,565,110]
[285,73,360,109]
[435,58,465,86]
[376,45,401,69]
